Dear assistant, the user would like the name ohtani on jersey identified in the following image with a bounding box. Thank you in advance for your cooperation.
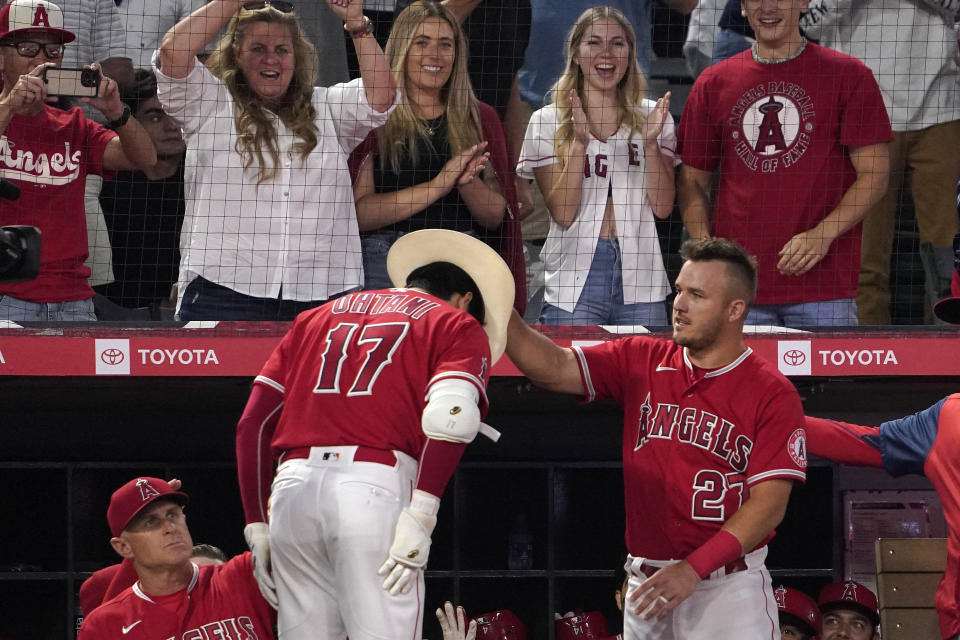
[635,392,752,472]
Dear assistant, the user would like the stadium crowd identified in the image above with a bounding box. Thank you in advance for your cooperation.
[0,0,956,327]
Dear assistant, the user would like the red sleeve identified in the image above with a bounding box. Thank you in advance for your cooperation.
[428,316,492,416]
[347,130,377,183]
[221,553,279,626]
[479,101,527,316]
[744,384,807,486]
[236,381,285,524]
[102,558,138,604]
[79,563,123,615]
[415,438,467,497]
[676,71,722,172]
[804,415,883,467]
[573,338,638,404]
[838,60,893,148]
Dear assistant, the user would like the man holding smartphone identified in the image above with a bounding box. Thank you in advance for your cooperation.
[0,0,155,322]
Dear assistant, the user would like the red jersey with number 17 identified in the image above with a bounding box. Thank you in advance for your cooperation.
[574,337,806,560]
[256,288,492,460]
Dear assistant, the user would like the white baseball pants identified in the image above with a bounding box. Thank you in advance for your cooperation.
[269,445,424,640]
[623,546,780,640]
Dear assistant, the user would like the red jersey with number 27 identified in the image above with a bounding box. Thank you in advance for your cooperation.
[256,288,492,460]
[574,337,807,560]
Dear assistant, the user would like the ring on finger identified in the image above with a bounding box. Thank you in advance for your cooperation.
[657,595,670,605]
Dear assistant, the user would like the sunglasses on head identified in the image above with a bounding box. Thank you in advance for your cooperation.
[241,0,294,12]
[0,41,65,59]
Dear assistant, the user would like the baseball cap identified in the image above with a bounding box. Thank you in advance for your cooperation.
[933,233,960,324]
[817,580,880,627]
[107,477,189,537]
[387,229,515,364]
[0,0,76,44]
[471,609,528,640]
[555,611,609,640]
[774,585,821,637]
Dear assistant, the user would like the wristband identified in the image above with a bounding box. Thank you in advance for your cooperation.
[409,489,440,517]
[106,104,131,130]
[684,529,742,579]
[344,15,374,38]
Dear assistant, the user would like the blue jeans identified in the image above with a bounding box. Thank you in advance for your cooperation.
[746,298,859,328]
[178,277,341,321]
[361,231,403,291]
[712,28,751,64]
[0,295,96,321]
[539,238,668,327]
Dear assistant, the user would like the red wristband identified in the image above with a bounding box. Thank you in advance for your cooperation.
[685,530,743,579]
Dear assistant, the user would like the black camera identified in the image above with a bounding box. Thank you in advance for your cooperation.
[0,226,41,284]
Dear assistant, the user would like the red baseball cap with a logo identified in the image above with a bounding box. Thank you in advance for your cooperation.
[817,580,880,627]
[107,477,189,537]
[472,610,528,640]
[774,585,822,637]
[0,0,76,44]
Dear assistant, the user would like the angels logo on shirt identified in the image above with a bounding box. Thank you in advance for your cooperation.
[787,428,808,468]
[635,392,654,450]
[729,82,816,174]
[0,137,82,185]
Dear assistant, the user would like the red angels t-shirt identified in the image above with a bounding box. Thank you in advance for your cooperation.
[678,43,892,304]
[257,288,492,460]
[574,337,807,560]
[0,105,116,302]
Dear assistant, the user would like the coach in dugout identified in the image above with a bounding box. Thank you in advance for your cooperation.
[77,477,276,640]
[0,0,156,322]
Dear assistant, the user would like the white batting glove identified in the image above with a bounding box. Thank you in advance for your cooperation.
[437,601,477,640]
[377,490,439,596]
[243,522,278,609]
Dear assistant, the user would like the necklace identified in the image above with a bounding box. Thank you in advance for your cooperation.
[424,114,445,137]
[751,37,807,64]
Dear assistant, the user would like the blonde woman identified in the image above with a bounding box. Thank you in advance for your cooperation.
[517,6,675,326]
[156,0,397,320]
[351,0,517,292]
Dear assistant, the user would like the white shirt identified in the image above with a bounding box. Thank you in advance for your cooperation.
[802,0,960,130]
[155,57,397,304]
[517,102,675,312]
[119,0,210,69]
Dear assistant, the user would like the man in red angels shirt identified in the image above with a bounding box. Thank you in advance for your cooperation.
[235,229,515,640]
[0,0,155,322]
[676,0,891,328]
[77,477,276,640]
[506,237,807,640]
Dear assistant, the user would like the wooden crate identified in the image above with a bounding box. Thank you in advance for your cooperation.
[880,608,941,640]
[875,538,946,640]
[876,538,947,573]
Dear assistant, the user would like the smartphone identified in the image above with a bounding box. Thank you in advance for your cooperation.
[43,67,101,97]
